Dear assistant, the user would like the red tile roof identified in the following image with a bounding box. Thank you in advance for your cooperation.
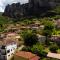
[30,56,40,60]
[15,51,40,60]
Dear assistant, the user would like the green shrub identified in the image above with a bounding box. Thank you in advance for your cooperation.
[31,43,47,57]
[49,44,58,53]
[39,51,47,57]
[22,30,38,46]
[22,47,31,52]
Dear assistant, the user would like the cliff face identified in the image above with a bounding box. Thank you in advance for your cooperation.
[3,0,60,18]
[29,0,60,7]
[3,3,30,18]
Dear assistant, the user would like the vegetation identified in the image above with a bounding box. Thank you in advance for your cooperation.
[43,21,54,36]
[22,43,47,57]
[49,43,59,53]
[43,21,55,44]
[21,30,38,46]
[1,4,60,60]
[31,43,47,57]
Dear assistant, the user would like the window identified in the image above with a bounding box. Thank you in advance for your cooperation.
[11,49,12,51]
[1,46,5,49]
[8,55,10,57]
[1,50,6,55]
[7,50,10,53]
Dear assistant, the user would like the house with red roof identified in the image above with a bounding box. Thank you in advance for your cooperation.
[14,51,40,60]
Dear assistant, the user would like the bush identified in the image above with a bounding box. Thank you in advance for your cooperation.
[22,47,31,52]
[39,51,47,57]
[31,43,47,57]
[49,44,58,53]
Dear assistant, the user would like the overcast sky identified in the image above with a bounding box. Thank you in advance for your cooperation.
[0,0,28,12]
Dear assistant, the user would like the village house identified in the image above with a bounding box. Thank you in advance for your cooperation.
[2,32,21,46]
[5,24,21,33]
[20,26,30,30]
[37,34,46,43]
[29,24,40,30]
[14,51,40,60]
[5,32,20,39]
[50,35,60,43]
[0,39,17,60]
[0,32,22,60]
[39,25,44,30]
[5,32,23,46]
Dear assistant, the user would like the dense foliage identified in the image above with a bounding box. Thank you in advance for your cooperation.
[49,43,59,53]
[43,21,55,44]
[43,21,54,36]
[21,30,38,46]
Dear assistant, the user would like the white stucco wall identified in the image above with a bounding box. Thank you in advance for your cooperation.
[0,43,17,60]
[6,44,17,60]
[37,35,46,43]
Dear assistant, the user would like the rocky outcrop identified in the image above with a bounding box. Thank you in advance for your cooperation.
[29,0,60,7]
[3,0,60,18]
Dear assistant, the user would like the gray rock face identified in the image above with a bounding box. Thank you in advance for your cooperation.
[29,0,60,7]
[3,0,60,18]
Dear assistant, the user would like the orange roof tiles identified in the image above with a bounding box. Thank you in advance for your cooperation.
[30,56,40,60]
[15,51,40,60]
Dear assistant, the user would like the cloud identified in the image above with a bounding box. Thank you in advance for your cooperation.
[0,0,28,12]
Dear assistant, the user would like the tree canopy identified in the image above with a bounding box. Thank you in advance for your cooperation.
[22,30,38,46]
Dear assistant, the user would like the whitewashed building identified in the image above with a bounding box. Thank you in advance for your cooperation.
[37,34,46,43]
[0,40,17,60]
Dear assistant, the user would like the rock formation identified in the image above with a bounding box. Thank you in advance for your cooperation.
[3,0,60,18]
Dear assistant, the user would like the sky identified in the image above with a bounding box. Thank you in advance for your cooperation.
[0,0,28,12]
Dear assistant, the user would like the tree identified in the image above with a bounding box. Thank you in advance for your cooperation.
[43,21,54,44]
[22,30,38,46]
